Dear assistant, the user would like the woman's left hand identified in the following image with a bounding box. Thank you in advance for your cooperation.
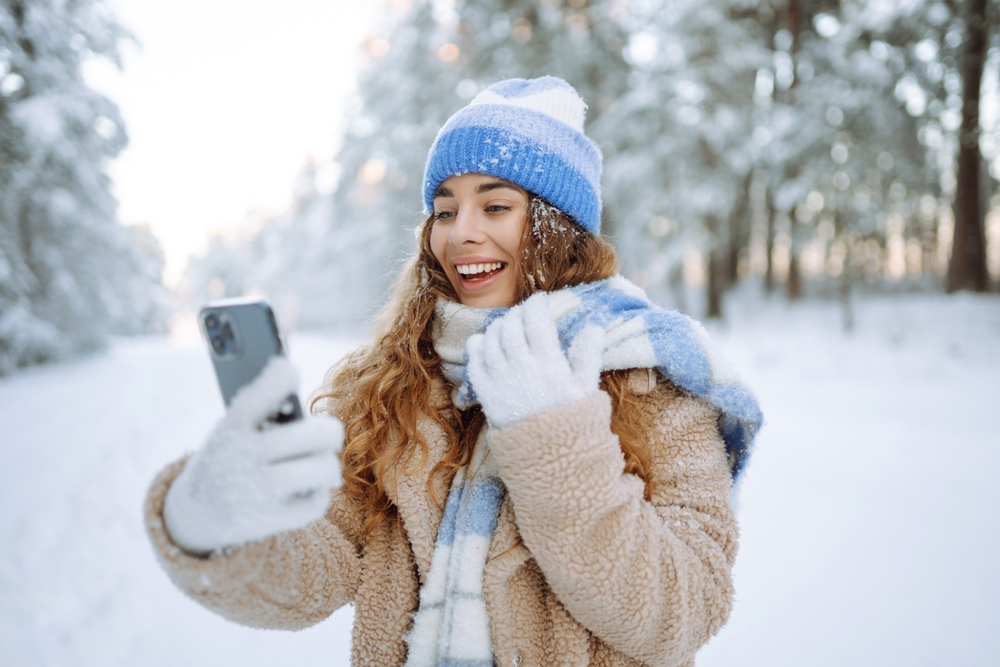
[466,292,605,429]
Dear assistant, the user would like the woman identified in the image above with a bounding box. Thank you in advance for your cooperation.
[146,76,762,667]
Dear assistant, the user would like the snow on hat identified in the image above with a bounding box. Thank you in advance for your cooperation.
[422,76,603,234]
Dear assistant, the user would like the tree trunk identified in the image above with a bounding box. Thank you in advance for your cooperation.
[707,246,725,318]
[946,0,989,292]
[839,235,854,332]
[705,215,725,318]
[728,171,753,285]
[764,189,776,293]
[787,249,802,300]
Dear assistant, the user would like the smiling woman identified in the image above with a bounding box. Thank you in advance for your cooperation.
[145,76,762,667]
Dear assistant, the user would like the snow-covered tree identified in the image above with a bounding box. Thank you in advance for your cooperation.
[0,0,167,374]
[755,0,930,309]
[595,0,769,316]
[870,0,999,292]
[191,0,997,330]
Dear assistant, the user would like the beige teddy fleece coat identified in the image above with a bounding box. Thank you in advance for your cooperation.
[145,369,738,667]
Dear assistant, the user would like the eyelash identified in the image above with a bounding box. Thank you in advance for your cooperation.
[433,204,511,220]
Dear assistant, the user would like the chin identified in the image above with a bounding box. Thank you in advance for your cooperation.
[459,288,515,309]
[450,276,516,309]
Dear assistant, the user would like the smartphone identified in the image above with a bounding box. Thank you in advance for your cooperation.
[198,297,303,424]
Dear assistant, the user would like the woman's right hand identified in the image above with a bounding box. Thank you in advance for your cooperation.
[163,357,344,555]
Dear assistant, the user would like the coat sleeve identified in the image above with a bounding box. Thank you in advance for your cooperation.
[144,456,364,630]
[486,377,738,667]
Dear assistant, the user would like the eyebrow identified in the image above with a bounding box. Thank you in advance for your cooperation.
[433,180,523,199]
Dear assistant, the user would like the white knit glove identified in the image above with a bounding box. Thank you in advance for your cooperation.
[466,292,606,429]
[163,357,344,554]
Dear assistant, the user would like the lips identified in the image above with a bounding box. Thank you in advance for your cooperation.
[453,259,508,290]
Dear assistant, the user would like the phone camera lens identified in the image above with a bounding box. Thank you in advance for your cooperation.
[211,337,224,353]
[220,323,234,340]
[204,314,218,330]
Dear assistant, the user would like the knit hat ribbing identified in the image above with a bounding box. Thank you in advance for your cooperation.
[422,76,603,234]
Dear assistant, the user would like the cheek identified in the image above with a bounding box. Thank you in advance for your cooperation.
[501,212,529,260]
[429,224,447,266]
[428,224,461,289]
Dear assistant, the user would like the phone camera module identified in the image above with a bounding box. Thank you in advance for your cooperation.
[203,311,238,358]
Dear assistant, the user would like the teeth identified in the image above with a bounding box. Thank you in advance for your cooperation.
[457,262,503,275]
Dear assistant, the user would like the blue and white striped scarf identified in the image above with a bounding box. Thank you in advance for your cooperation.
[406,275,763,666]
[404,434,504,667]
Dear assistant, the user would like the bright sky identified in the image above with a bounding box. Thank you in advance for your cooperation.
[85,0,379,286]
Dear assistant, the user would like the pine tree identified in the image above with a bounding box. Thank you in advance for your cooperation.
[946,0,993,291]
[872,0,999,292]
[192,0,993,328]
[746,0,929,307]
[0,0,166,374]
[594,0,769,316]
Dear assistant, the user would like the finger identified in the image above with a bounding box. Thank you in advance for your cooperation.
[466,332,488,387]
[257,416,344,465]
[252,485,333,537]
[482,316,511,376]
[496,304,530,363]
[520,292,562,357]
[267,453,342,500]
[278,488,333,530]
[225,356,300,430]
[466,331,486,369]
[568,325,605,387]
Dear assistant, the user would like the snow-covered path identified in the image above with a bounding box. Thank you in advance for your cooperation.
[0,333,358,666]
[2,294,998,666]
[701,293,1000,666]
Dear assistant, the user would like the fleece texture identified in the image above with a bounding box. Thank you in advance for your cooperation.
[422,76,603,233]
[145,371,738,667]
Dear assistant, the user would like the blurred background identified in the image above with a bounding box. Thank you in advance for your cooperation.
[1,0,998,665]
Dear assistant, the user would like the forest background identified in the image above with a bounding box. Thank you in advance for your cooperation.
[1,0,999,371]
[2,1,1000,665]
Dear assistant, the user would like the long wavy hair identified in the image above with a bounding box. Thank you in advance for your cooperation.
[312,194,656,539]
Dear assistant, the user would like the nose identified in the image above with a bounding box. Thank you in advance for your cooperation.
[448,208,486,245]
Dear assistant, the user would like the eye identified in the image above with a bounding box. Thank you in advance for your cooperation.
[485,204,511,214]
[433,210,455,221]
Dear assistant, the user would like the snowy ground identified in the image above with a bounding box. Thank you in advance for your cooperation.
[1,293,999,666]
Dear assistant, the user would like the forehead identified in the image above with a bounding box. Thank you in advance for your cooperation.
[434,173,528,199]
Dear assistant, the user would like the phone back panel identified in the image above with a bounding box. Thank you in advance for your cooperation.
[199,299,287,407]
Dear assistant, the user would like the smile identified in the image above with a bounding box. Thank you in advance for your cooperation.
[455,261,506,279]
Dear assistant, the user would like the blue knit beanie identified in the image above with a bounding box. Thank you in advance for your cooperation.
[422,76,603,234]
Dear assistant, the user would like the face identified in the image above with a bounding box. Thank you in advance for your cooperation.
[430,173,529,308]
